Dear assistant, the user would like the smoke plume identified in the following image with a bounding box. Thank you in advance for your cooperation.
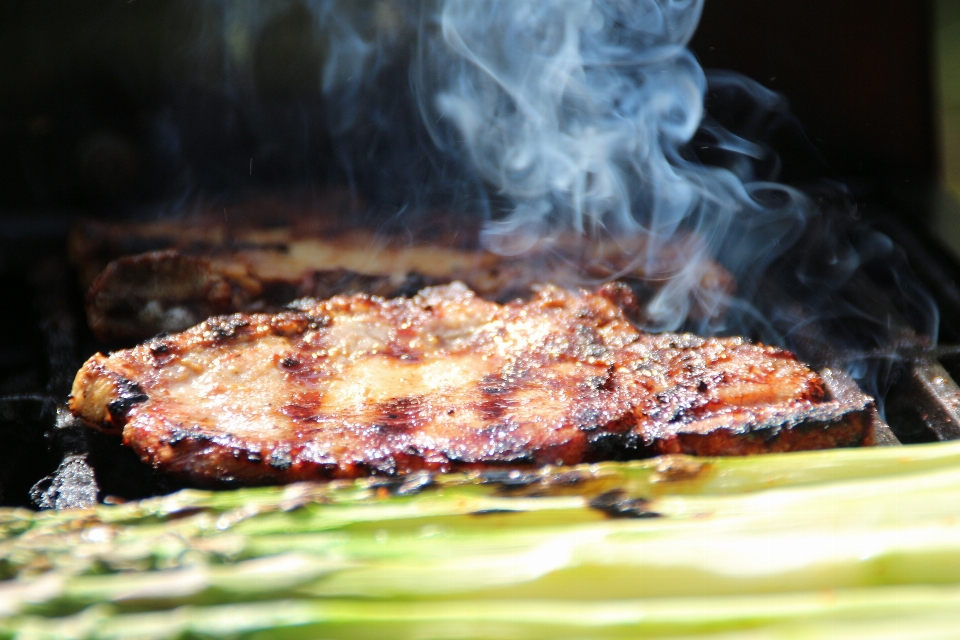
[165,0,936,387]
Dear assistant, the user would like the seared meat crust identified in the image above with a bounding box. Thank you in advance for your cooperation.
[70,284,873,485]
[73,218,734,341]
[84,241,512,340]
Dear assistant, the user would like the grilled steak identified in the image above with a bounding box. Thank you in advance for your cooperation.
[67,191,364,288]
[72,217,733,341]
[69,283,874,485]
[83,238,515,341]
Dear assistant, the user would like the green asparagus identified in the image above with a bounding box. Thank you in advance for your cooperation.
[3,441,960,638]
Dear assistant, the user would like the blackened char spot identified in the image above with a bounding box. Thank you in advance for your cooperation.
[107,378,148,420]
[589,490,661,519]
[478,470,540,488]
[548,470,590,487]
[149,341,170,355]
[166,429,190,447]
[165,429,215,448]
[204,317,250,342]
[586,429,648,462]
[470,509,518,516]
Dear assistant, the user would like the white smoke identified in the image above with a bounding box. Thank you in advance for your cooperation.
[175,0,935,352]
[412,0,808,331]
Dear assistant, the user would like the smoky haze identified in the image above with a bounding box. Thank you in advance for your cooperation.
[84,0,937,401]
[416,0,809,334]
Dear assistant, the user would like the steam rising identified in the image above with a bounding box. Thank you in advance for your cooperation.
[172,0,935,388]
[425,0,705,249]
[416,0,811,333]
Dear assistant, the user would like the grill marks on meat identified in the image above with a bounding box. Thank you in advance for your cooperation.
[69,284,874,485]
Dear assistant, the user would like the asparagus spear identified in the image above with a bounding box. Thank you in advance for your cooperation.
[5,458,960,614]
[7,438,960,538]
[5,441,960,636]
[6,585,960,640]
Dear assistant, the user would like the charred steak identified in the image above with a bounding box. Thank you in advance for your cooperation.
[70,283,874,485]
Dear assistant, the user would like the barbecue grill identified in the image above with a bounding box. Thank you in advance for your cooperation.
[1,0,958,509]
[6,3,960,638]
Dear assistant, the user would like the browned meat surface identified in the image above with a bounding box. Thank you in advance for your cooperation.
[70,283,874,485]
[67,191,364,288]
[83,237,515,340]
[77,219,734,341]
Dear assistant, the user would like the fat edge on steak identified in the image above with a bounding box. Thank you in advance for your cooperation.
[71,218,734,341]
[69,283,875,485]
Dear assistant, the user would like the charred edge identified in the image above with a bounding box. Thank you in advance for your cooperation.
[491,469,593,498]
[585,428,650,462]
[588,490,661,519]
[478,470,542,488]
[106,378,148,420]
[282,301,332,329]
[470,509,521,516]
[149,341,171,355]
[165,429,214,448]
[203,318,250,342]
[584,368,616,393]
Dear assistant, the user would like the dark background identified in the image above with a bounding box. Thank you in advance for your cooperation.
[0,0,939,217]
